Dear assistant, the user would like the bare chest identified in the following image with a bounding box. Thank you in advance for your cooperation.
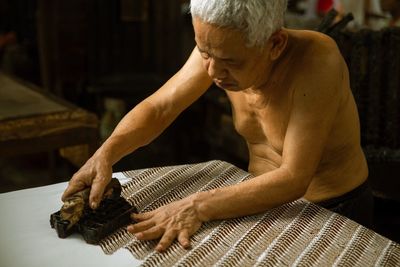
[227,91,291,152]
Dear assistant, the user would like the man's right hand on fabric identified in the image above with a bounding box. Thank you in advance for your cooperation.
[61,153,113,210]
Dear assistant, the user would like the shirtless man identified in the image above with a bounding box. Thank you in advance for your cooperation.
[62,0,373,252]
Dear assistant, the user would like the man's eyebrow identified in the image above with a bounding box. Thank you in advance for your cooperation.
[217,55,238,62]
[196,45,237,61]
[220,57,236,61]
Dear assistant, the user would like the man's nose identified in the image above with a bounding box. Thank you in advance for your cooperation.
[207,59,228,80]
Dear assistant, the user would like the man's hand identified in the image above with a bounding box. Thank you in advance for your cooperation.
[127,195,205,252]
[62,153,112,209]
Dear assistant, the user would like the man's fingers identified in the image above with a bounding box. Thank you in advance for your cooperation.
[177,230,191,249]
[134,226,164,240]
[127,220,155,233]
[89,177,110,209]
[61,179,86,201]
[131,211,155,222]
[156,229,177,252]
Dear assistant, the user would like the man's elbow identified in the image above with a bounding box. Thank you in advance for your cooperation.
[291,184,308,200]
[282,167,312,200]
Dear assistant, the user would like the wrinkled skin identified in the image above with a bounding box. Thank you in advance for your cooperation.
[128,195,203,252]
[62,153,113,210]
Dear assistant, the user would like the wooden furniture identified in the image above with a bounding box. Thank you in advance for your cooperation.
[0,72,99,166]
[36,0,189,100]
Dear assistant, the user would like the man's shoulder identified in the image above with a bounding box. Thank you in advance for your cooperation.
[286,30,347,97]
[290,29,336,45]
[289,30,343,74]
[289,29,340,57]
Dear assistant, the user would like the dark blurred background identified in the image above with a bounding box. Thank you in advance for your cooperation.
[0,0,399,242]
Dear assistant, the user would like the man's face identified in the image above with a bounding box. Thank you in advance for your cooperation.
[193,18,270,91]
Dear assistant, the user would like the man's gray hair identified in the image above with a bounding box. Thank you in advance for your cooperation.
[190,0,288,47]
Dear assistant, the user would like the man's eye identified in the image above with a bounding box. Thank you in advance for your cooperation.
[225,60,240,67]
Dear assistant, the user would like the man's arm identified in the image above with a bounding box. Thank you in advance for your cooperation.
[62,48,212,206]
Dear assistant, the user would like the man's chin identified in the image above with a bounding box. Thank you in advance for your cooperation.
[215,82,241,91]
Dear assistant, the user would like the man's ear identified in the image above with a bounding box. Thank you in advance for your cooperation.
[268,30,288,61]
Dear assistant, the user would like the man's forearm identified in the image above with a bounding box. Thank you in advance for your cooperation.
[194,167,308,221]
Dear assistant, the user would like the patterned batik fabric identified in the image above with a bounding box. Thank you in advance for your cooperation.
[100,160,400,267]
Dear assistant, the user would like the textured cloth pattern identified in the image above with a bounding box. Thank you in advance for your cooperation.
[100,160,400,266]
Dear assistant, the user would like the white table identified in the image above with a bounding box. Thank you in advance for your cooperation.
[0,174,142,267]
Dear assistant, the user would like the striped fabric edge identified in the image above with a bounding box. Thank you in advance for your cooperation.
[291,213,354,266]
[214,201,309,267]
[254,204,315,266]
[376,241,400,267]
[253,204,333,267]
